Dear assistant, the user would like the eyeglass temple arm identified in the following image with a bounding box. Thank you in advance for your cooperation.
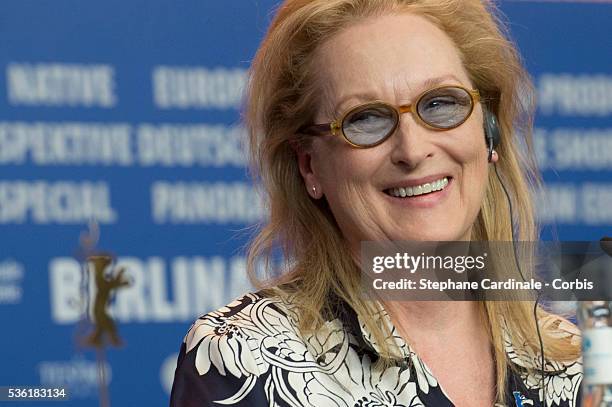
[299,122,339,136]
[471,90,481,102]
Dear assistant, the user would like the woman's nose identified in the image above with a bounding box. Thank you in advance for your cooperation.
[389,114,435,168]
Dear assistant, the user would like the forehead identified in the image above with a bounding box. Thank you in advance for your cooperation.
[314,13,472,110]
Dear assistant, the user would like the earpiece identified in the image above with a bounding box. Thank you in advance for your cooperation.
[482,106,501,162]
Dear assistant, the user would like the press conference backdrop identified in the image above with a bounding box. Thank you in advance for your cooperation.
[0,0,610,405]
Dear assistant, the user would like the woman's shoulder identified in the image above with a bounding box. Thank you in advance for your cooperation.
[170,291,308,406]
[506,313,582,368]
[505,314,583,406]
[181,291,300,374]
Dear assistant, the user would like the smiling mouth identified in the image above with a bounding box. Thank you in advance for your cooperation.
[384,177,450,198]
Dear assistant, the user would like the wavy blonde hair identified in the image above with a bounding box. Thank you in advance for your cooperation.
[245,0,580,402]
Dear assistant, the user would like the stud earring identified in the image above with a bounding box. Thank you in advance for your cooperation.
[311,185,320,199]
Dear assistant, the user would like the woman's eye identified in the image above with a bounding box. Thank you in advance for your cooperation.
[351,110,387,122]
[423,97,458,110]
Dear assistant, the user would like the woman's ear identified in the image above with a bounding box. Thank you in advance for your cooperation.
[296,147,322,199]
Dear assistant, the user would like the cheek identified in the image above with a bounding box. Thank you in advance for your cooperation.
[447,124,490,202]
[452,121,488,167]
[311,142,374,186]
[310,145,386,240]
[466,161,490,217]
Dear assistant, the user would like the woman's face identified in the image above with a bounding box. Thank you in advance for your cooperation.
[298,13,494,249]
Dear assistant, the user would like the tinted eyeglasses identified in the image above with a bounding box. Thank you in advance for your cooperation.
[300,85,481,148]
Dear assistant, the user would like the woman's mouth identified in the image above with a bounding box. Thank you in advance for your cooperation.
[384,176,450,198]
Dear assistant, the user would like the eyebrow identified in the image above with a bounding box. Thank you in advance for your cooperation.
[331,74,466,117]
[420,74,465,93]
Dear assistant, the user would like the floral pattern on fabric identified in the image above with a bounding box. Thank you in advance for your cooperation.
[504,315,582,407]
[170,293,582,406]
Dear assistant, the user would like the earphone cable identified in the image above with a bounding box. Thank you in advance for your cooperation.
[494,162,547,407]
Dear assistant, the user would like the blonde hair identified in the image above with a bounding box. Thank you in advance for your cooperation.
[245,0,580,403]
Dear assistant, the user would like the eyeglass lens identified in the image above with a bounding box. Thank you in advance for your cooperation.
[341,86,473,147]
[342,105,398,147]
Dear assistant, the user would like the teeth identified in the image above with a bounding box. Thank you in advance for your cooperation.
[387,177,449,198]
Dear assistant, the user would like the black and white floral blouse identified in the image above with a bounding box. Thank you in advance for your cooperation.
[170,292,583,407]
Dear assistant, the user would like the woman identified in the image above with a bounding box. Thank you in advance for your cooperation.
[170,1,582,406]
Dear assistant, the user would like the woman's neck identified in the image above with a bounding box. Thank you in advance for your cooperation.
[382,300,496,407]
[382,300,489,347]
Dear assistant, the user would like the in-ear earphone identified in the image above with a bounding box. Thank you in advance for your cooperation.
[482,106,501,162]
